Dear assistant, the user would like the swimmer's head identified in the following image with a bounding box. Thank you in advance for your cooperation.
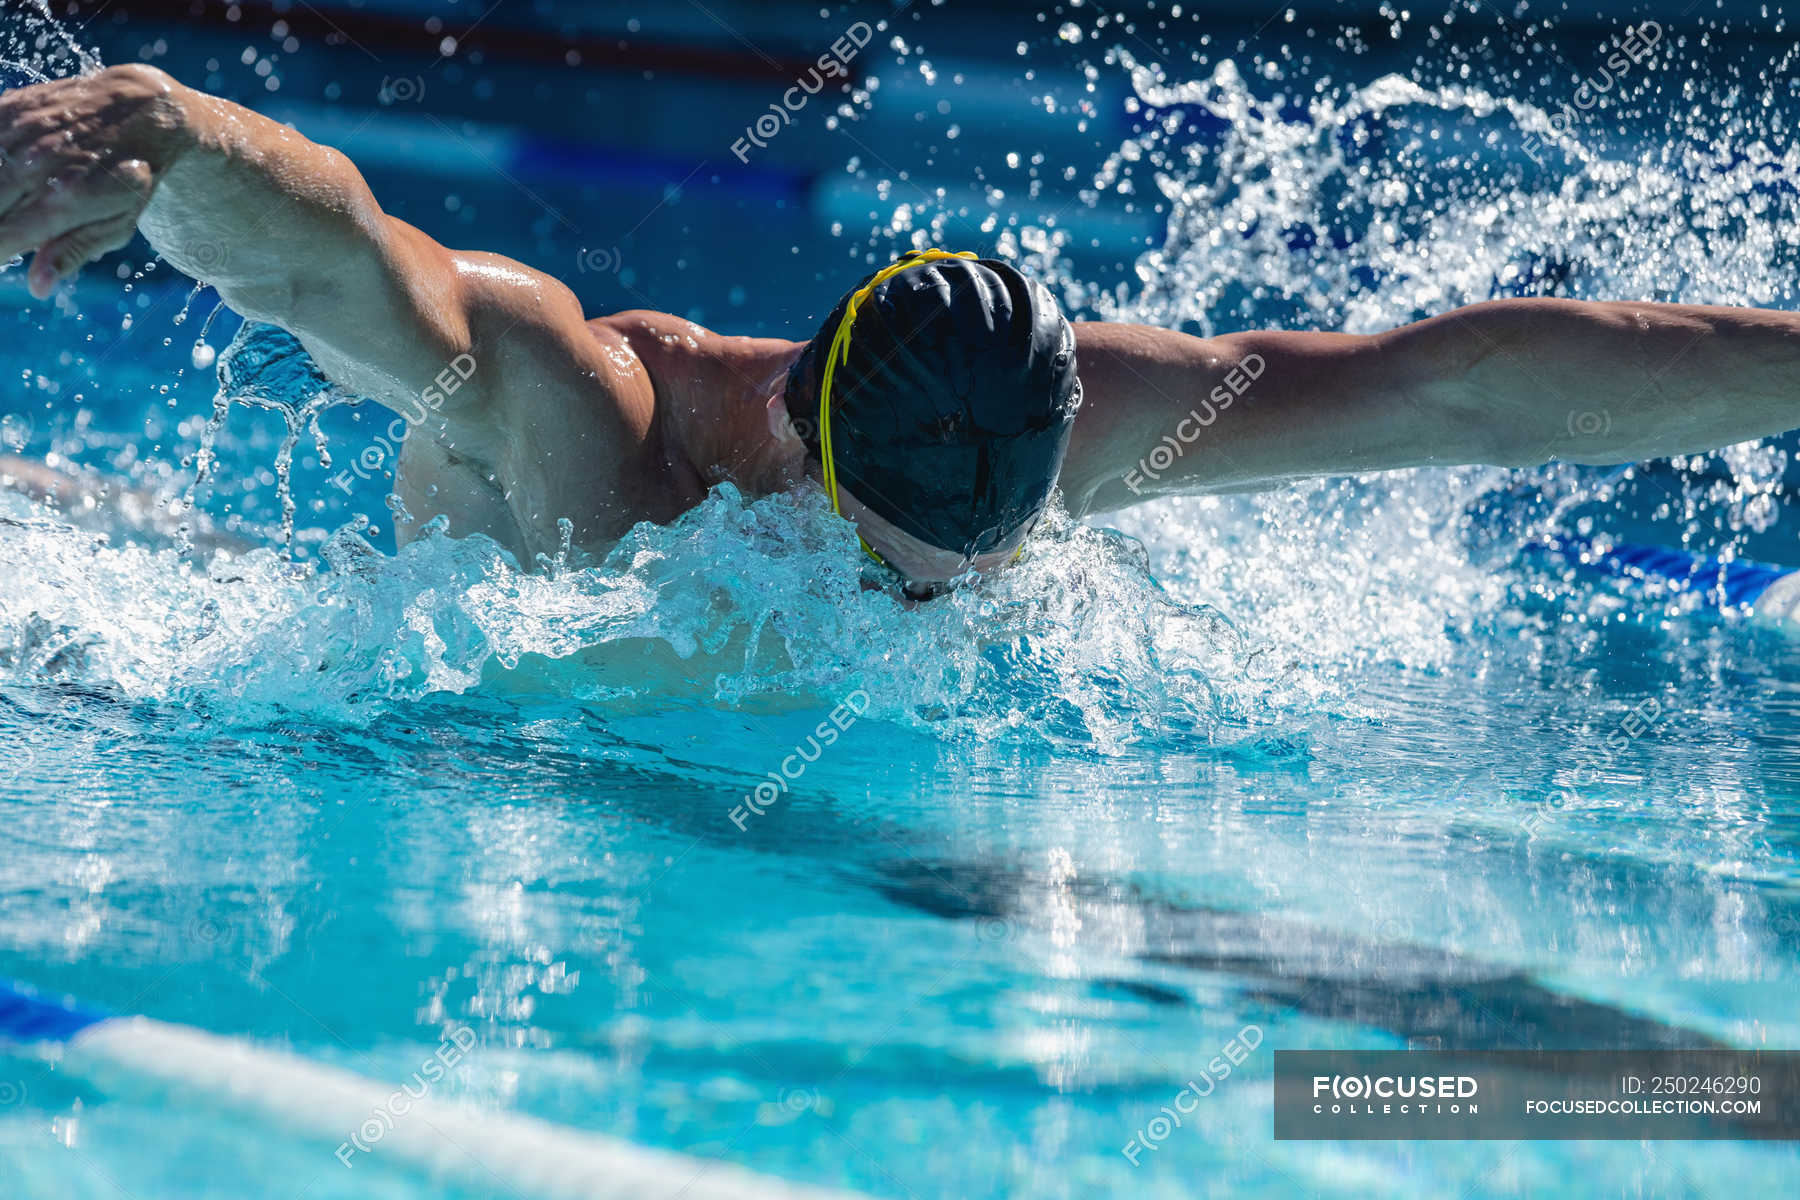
[782,250,1082,595]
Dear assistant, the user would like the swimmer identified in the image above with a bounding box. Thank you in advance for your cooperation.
[11,66,1800,599]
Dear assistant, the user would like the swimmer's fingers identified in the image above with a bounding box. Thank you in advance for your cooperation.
[28,211,139,299]
[0,159,151,295]
[0,163,126,251]
[0,68,174,216]
[0,88,90,217]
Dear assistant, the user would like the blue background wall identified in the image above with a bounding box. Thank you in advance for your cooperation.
[53,0,1780,336]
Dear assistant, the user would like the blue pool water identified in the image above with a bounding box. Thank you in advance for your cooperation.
[7,3,1800,1197]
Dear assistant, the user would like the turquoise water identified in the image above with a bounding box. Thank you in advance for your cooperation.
[8,5,1800,1197]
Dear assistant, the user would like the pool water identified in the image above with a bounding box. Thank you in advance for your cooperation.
[7,4,1800,1197]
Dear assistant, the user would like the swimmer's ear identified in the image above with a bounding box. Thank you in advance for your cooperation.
[766,392,807,453]
[760,392,810,489]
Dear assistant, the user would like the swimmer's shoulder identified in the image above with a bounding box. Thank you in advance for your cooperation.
[587,309,729,378]
[585,310,806,498]
[586,309,691,382]
[585,308,790,433]
[581,310,706,454]
[588,309,793,373]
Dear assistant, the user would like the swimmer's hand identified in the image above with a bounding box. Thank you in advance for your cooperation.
[0,65,184,298]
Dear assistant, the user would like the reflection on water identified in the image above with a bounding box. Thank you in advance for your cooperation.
[8,1,1800,1196]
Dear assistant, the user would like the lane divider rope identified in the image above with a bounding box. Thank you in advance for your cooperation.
[1532,534,1794,611]
[1,977,864,1200]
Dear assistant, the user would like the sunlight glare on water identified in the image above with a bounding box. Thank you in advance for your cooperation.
[6,3,1800,1198]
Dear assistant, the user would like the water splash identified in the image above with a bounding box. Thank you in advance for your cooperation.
[994,38,1800,331]
[0,0,98,87]
[0,480,1292,749]
[927,18,1800,666]
[187,322,358,553]
[9,8,1800,751]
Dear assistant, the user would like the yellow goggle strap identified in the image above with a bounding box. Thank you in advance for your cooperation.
[814,247,1027,573]
[817,249,976,564]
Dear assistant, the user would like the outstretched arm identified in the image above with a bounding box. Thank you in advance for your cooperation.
[0,66,656,556]
[1062,298,1800,514]
[2,65,468,409]
[0,65,613,422]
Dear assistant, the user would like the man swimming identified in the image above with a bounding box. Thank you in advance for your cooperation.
[10,64,1800,598]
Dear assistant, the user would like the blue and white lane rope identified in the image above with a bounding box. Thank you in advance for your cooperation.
[1534,534,1800,618]
[1,978,863,1200]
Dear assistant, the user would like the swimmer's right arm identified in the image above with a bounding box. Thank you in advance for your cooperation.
[0,66,612,428]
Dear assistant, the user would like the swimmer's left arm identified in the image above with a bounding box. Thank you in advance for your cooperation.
[1061,320,1429,512]
[1062,299,1800,512]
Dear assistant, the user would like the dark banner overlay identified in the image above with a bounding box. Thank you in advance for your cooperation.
[1275,1051,1800,1140]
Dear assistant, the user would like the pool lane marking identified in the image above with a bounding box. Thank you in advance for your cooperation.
[1535,535,1795,611]
[0,978,867,1200]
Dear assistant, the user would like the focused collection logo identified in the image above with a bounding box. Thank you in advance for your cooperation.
[1311,1073,1480,1115]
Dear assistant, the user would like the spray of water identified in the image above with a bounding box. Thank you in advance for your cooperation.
[935,9,1800,677]
[186,322,355,552]
[6,6,1800,747]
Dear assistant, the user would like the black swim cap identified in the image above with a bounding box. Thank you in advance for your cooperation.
[784,251,1081,557]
